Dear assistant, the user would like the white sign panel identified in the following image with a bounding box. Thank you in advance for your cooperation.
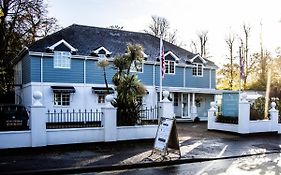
[154,118,173,152]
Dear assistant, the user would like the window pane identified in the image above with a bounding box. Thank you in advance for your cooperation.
[54,51,71,68]
[165,61,169,73]
[98,95,105,103]
[192,65,197,76]
[54,92,70,106]
[170,61,175,73]
[198,64,203,76]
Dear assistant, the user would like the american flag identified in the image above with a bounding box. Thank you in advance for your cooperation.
[160,38,165,78]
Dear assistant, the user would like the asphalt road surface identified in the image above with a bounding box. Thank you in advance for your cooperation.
[77,152,281,175]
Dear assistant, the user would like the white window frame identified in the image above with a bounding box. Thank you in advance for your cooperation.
[192,63,204,77]
[53,92,71,106]
[165,60,175,74]
[130,60,143,73]
[53,51,71,69]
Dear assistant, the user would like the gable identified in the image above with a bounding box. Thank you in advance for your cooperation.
[164,51,179,61]
[165,54,175,61]
[53,43,72,52]
[193,57,203,63]
[189,54,207,64]
[91,46,112,57]
[47,39,77,53]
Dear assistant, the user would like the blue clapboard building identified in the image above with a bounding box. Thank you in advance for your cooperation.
[13,24,220,121]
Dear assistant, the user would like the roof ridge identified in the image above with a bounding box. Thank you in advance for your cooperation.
[70,23,151,36]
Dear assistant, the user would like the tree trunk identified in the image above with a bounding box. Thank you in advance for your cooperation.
[103,67,109,94]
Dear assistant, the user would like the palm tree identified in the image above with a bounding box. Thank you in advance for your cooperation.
[97,57,110,93]
[112,44,146,126]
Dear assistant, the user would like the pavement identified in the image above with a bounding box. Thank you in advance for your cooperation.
[1,122,281,174]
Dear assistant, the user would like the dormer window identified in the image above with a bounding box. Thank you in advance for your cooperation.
[91,46,112,57]
[192,64,203,77]
[130,60,143,73]
[54,51,71,69]
[163,51,178,74]
[47,39,78,54]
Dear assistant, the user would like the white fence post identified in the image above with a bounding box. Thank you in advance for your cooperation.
[30,91,47,147]
[208,102,217,130]
[101,95,117,142]
[269,102,279,131]
[158,91,174,119]
[238,93,250,134]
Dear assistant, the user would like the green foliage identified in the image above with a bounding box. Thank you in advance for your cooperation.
[250,96,281,121]
[216,115,238,124]
[250,97,269,120]
[112,44,146,126]
[217,63,240,90]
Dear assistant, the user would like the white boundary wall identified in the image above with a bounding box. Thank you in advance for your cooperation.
[208,93,281,134]
[0,91,164,149]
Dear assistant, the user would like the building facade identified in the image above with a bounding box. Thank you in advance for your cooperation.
[13,24,219,121]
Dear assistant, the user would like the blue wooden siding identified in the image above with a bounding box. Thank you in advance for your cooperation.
[185,67,210,88]
[23,55,216,88]
[43,57,84,83]
[86,60,116,84]
[31,56,41,82]
[22,54,31,84]
[155,66,184,87]
[211,69,216,89]
[137,64,153,85]
[163,67,184,87]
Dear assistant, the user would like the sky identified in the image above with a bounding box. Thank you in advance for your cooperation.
[46,0,281,66]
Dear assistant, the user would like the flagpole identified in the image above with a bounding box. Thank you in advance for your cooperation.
[239,46,242,93]
[159,36,163,102]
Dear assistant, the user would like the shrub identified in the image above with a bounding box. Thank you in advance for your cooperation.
[250,97,268,120]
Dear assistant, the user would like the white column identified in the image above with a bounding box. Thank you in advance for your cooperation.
[238,93,250,134]
[191,93,198,121]
[180,93,183,117]
[30,91,47,147]
[269,102,279,132]
[187,93,190,117]
[158,91,174,119]
[208,102,217,130]
[101,95,117,142]
[192,93,195,106]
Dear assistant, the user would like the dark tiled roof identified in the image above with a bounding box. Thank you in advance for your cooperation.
[29,24,217,67]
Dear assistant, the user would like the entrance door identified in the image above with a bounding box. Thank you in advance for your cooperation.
[173,92,181,118]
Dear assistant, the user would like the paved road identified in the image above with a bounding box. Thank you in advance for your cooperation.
[88,152,281,175]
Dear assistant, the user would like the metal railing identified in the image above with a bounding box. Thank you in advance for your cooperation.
[138,106,160,125]
[46,109,103,129]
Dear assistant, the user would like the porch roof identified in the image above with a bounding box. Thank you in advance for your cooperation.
[155,87,236,95]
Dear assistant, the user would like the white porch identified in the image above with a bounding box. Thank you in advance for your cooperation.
[156,87,223,121]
